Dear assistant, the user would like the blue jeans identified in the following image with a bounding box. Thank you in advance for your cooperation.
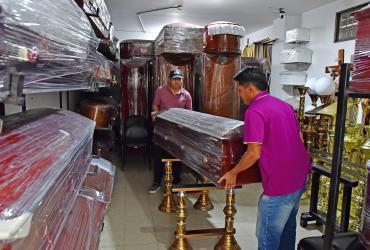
[256,188,305,250]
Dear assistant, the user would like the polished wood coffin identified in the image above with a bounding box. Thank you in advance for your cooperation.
[153,108,261,186]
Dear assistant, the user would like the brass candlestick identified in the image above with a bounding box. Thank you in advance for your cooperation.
[295,86,308,129]
[304,115,317,152]
[319,95,332,106]
[159,159,180,214]
[214,189,240,250]
[194,176,214,211]
[170,191,192,250]
[309,93,319,107]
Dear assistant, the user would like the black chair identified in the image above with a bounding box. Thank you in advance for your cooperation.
[298,233,365,250]
[122,116,151,170]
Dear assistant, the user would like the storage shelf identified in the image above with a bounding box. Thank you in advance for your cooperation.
[310,150,366,179]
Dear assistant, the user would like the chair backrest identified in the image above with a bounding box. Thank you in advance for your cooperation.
[124,116,149,146]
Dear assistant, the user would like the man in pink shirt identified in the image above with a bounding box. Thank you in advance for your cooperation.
[219,68,311,250]
[148,69,192,194]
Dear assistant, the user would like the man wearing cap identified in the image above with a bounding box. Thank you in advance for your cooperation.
[148,69,192,194]
[218,68,311,250]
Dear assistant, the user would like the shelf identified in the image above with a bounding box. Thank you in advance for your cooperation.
[310,150,366,179]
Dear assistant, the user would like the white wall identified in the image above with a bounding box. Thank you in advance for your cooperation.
[242,25,274,47]
[302,0,368,80]
[115,30,157,42]
[4,91,81,115]
[242,0,369,105]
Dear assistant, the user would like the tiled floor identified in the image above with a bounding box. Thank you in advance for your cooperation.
[99,155,322,250]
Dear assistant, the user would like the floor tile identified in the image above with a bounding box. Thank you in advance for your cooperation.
[99,154,322,249]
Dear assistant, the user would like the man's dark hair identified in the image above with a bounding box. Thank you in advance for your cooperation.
[233,67,268,91]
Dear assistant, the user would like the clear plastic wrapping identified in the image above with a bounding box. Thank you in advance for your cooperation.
[201,54,240,119]
[153,108,261,185]
[285,28,310,43]
[0,109,95,249]
[351,5,370,92]
[75,0,112,39]
[121,60,152,120]
[280,47,313,64]
[54,190,106,250]
[206,22,246,36]
[120,40,154,59]
[0,0,102,97]
[154,23,203,55]
[360,160,370,248]
[83,157,115,203]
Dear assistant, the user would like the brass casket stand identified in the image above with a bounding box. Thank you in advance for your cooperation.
[154,109,261,250]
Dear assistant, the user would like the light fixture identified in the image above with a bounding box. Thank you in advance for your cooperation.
[137,4,184,33]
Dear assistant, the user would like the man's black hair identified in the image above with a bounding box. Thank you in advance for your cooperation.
[233,67,268,91]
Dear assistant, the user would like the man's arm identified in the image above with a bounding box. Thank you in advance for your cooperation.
[185,93,193,110]
[218,143,261,189]
[152,89,161,122]
[151,105,159,122]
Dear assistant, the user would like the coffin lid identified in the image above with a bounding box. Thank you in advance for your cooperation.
[156,108,244,139]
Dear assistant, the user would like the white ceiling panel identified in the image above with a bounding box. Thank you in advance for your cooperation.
[106,0,337,35]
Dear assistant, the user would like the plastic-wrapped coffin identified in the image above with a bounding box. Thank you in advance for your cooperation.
[153,108,261,186]
[120,40,154,60]
[154,23,203,55]
[0,0,101,98]
[54,189,106,250]
[120,40,154,120]
[0,109,95,250]
[201,22,245,119]
[75,0,112,40]
[83,157,115,204]
[351,4,370,92]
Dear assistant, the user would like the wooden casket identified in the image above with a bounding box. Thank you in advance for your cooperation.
[153,108,261,186]
[0,109,94,249]
[55,190,106,250]
[0,0,101,98]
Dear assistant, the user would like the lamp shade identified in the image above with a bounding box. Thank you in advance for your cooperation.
[305,78,317,94]
[315,76,335,95]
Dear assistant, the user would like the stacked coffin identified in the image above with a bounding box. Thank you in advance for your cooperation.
[0,109,115,249]
[0,0,113,101]
[55,157,115,249]
[154,23,203,110]
[351,5,370,93]
[154,108,261,185]
[202,21,245,119]
[120,40,154,121]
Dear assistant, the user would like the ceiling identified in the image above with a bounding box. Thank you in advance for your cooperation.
[106,0,337,36]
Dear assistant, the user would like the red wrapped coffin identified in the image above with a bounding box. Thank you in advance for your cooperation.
[120,40,154,122]
[0,0,101,97]
[83,157,115,203]
[55,189,106,250]
[351,5,370,93]
[0,109,95,250]
[153,108,261,186]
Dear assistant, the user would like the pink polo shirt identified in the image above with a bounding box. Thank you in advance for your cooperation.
[153,84,192,111]
[243,91,311,196]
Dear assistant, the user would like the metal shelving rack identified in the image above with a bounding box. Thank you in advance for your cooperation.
[322,63,369,248]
